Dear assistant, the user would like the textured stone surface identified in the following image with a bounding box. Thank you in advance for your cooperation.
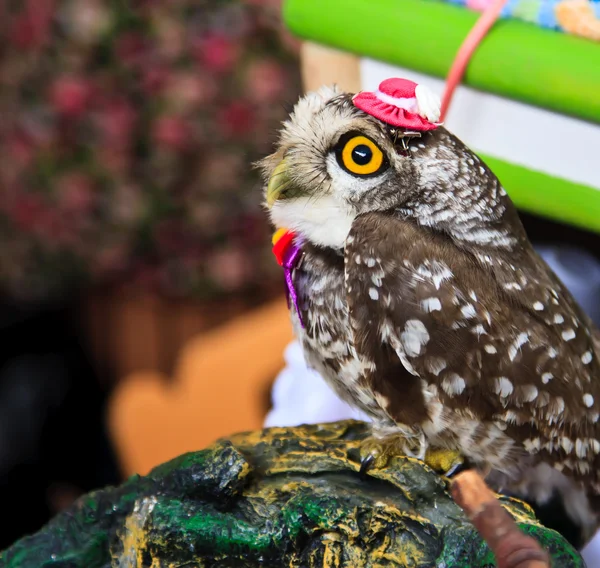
[0,420,585,567]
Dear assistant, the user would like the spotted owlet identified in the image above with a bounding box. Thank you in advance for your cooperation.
[259,78,600,543]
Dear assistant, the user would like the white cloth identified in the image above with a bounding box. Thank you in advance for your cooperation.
[263,341,370,428]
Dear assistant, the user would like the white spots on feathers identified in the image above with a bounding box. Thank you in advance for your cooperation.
[338,358,363,384]
[541,372,553,384]
[583,394,594,408]
[469,290,477,302]
[508,332,529,361]
[562,329,576,341]
[523,438,541,452]
[415,260,453,289]
[576,439,589,458]
[484,344,497,354]
[455,228,515,248]
[461,303,476,319]
[554,314,565,324]
[494,377,513,398]
[503,410,520,424]
[533,302,544,311]
[536,391,550,407]
[554,397,566,414]
[561,437,574,453]
[432,266,453,289]
[441,373,466,396]
[368,288,379,301]
[547,347,557,358]
[365,258,377,267]
[471,324,487,337]
[425,357,447,376]
[371,273,384,287]
[398,351,418,376]
[378,321,395,342]
[582,351,593,365]
[400,319,430,357]
[421,297,442,312]
[518,385,538,403]
[504,282,522,291]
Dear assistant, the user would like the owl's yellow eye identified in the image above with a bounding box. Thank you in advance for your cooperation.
[335,133,387,177]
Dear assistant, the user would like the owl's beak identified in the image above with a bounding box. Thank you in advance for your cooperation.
[266,157,294,208]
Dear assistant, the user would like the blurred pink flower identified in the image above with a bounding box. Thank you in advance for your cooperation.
[11,194,47,231]
[93,243,130,276]
[246,59,287,103]
[154,18,186,59]
[115,32,150,68]
[230,214,267,247]
[9,13,49,50]
[6,131,35,169]
[34,209,79,246]
[50,77,92,117]
[65,0,111,43]
[96,99,137,147]
[166,72,217,110]
[209,248,250,291]
[57,173,96,214]
[195,34,239,73]
[201,153,245,191]
[218,101,255,137]
[110,184,144,225]
[155,220,189,254]
[98,148,130,175]
[152,115,191,150]
[142,66,170,95]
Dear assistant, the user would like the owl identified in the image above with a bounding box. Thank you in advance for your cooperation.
[259,78,600,544]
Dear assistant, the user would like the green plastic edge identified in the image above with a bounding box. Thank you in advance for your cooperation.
[480,154,600,233]
[283,0,600,125]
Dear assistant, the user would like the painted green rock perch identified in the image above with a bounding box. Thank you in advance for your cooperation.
[0,421,585,567]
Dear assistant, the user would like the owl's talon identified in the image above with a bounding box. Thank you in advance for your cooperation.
[358,435,416,474]
[424,447,465,477]
[359,454,376,477]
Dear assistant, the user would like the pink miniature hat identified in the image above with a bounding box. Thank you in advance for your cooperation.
[353,78,441,131]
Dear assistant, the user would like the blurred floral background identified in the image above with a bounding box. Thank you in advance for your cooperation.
[0,0,301,302]
[0,0,301,550]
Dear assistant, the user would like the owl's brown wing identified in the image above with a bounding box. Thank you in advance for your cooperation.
[344,212,600,469]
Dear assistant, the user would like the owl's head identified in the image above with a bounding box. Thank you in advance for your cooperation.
[260,81,518,251]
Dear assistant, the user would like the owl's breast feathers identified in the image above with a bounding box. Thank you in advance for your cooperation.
[344,211,600,487]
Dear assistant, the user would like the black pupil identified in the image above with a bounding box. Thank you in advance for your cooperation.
[352,144,372,165]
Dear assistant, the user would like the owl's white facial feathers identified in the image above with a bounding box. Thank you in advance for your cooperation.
[270,194,355,249]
